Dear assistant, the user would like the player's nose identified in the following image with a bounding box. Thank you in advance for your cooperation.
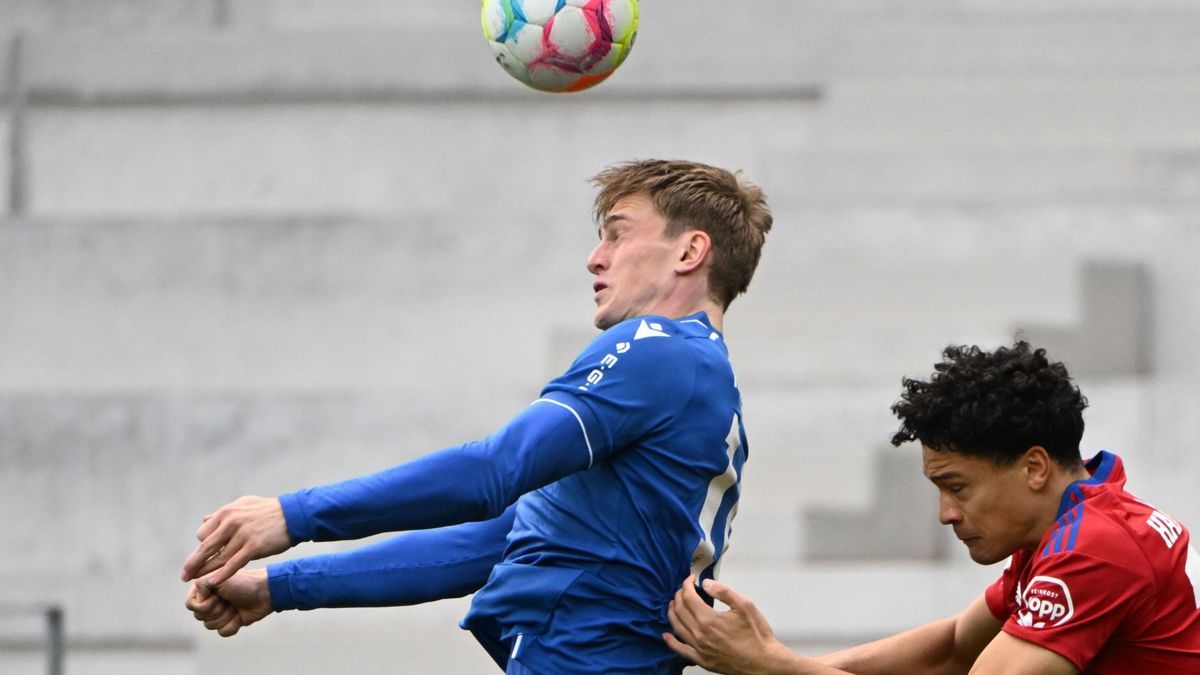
[938,494,962,525]
[586,242,608,274]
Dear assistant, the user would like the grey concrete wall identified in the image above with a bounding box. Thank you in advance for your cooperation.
[2,2,1199,673]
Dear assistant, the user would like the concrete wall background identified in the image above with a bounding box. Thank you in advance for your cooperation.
[1,1,1198,673]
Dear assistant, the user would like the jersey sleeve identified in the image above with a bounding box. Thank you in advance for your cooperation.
[279,397,595,543]
[999,550,1154,670]
[537,319,699,465]
[267,505,514,610]
[984,556,1020,622]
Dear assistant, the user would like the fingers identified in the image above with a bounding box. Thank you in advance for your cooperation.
[186,582,226,622]
[190,539,253,588]
[202,601,239,632]
[663,631,703,666]
[666,579,720,671]
[200,546,252,588]
[668,577,708,644]
[217,616,244,638]
[185,580,245,638]
[182,496,291,582]
[702,578,749,611]
[196,511,220,540]
[668,597,693,644]
[181,518,233,581]
[677,574,712,613]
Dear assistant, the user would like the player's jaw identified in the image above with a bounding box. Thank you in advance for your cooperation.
[955,531,1002,565]
[952,516,1028,565]
[591,276,674,330]
[592,282,615,329]
[591,280,637,330]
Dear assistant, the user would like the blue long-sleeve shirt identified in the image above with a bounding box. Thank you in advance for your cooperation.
[266,312,748,674]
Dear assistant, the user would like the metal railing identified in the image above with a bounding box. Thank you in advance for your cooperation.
[0,603,64,675]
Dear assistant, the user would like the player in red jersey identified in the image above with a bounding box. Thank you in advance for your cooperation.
[665,341,1200,674]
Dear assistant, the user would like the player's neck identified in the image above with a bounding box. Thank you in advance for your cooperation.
[650,296,724,332]
[703,303,725,332]
[661,280,725,331]
[1030,463,1097,546]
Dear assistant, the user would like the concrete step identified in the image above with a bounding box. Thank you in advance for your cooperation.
[817,77,1200,151]
[0,0,215,35]
[0,394,531,578]
[761,150,1200,207]
[31,0,1198,40]
[21,105,1200,221]
[2,381,1196,665]
[0,215,594,391]
[222,0,472,33]
[6,210,1195,391]
[19,102,815,219]
[17,20,1200,103]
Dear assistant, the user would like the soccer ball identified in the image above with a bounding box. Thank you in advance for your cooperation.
[481,0,639,93]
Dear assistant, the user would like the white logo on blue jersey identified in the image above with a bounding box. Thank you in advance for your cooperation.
[578,348,623,392]
[634,320,670,340]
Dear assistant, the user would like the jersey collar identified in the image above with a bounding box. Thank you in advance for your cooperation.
[677,311,723,338]
[1055,450,1123,520]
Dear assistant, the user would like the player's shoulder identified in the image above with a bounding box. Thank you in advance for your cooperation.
[606,313,717,339]
[551,315,717,405]
[1039,493,1158,576]
[585,314,723,361]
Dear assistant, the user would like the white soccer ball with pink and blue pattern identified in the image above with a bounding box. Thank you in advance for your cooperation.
[482,0,639,93]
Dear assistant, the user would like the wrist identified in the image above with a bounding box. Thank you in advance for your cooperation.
[276,492,308,544]
[264,563,295,611]
[759,639,806,675]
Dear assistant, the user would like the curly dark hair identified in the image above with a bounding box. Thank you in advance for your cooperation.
[890,341,1088,468]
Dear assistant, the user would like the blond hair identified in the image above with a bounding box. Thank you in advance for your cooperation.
[592,159,772,308]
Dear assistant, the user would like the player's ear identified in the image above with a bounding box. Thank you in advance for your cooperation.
[1022,446,1052,490]
[676,230,711,274]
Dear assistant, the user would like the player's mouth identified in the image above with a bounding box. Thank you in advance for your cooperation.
[593,281,608,299]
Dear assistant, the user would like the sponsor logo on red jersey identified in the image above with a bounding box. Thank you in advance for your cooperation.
[1016,575,1075,628]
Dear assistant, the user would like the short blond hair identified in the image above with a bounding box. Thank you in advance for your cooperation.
[591,159,772,308]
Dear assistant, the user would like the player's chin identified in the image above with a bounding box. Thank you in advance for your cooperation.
[593,310,616,330]
[965,544,1005,566]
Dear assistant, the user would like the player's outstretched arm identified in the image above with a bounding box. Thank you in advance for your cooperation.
[185,509,512,636]
[667,580,1009,675]
[816,593,1001,675]
[181,495,291,586]
[180,398,589,587]
[273,400,597,544]
[267,506,514,610]
[822,598,1077,674]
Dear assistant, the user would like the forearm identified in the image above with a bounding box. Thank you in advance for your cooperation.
[268,507,514,610]
[817,617,971,675]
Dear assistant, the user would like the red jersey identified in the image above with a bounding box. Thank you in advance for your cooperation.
[985,452,1200,673]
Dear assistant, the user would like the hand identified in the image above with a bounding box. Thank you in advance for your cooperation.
[664,575,798,675]
[181,495,291,585]
[185,569,273,637]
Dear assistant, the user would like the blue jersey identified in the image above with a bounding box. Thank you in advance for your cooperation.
[266,312,748,674]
